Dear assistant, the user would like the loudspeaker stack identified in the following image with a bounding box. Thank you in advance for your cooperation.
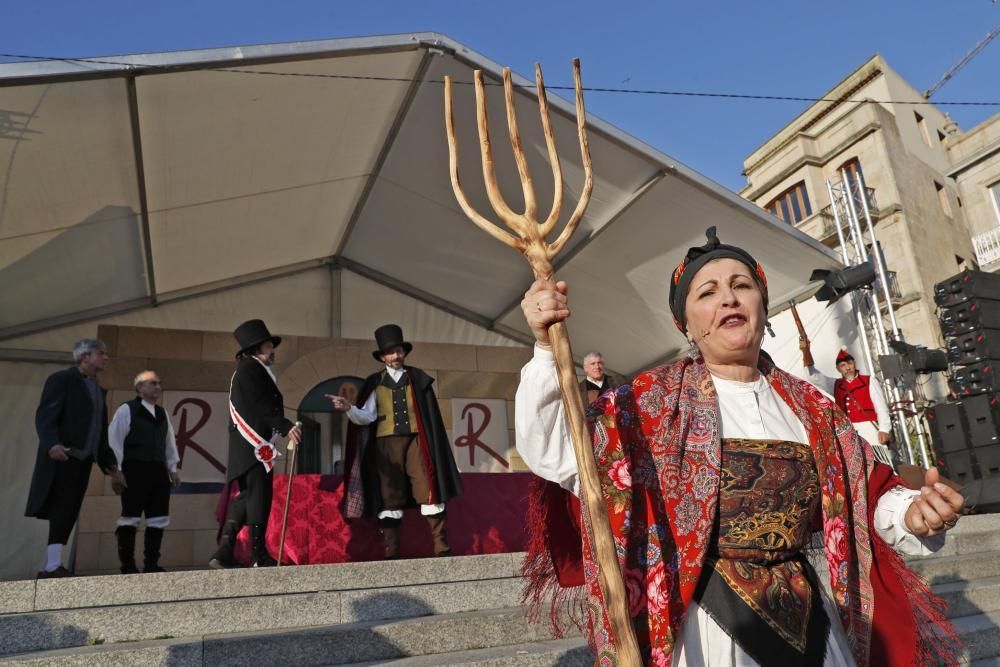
[930,269,1000,508]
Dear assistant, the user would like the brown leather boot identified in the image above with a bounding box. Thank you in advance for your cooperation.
[380,518,402,560]
[426,512,450,557]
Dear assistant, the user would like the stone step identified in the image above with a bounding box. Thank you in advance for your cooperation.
[911,552,1000,586]
[2,607,579,666]
[1,552,522,613]
[345,637,593,666]
[0,575,524,657]
[953,610,1000,663]
[936,576,1000,618]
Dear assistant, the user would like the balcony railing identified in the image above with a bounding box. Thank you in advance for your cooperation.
[874,270,903,305]
[973,227,1000,269]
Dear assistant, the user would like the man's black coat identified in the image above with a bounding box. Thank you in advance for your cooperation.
[345,366,462,517]
[25,367,116,518]
[227,358,294,482]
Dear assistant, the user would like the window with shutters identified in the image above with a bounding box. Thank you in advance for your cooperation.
[765,181,812,224]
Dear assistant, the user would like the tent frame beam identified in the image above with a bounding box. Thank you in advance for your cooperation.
[126,74,158,303]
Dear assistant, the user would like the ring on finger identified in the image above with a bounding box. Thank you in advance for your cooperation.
[536,302,542,312]
[943,517,958,528]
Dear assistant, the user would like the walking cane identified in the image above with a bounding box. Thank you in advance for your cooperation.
[277,421,302,566]
[444,61,641,663]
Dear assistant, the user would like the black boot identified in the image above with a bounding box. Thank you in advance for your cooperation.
[249,524,277,567]
[115,526,139,574]
[426,512,451,557]
[143,527,166,573]
[209,520,240,569]
[379,517,402,560]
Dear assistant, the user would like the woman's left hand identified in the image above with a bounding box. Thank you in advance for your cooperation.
[904,466,964,537]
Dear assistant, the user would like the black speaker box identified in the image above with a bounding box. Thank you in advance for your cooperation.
[934,269,1000,308]
[927,401,968,454]
[963,393,1000,447]
[939,299,1000,336]
[942,445,1000,509]
[947,329,1000,365]
[950,362,1000,397]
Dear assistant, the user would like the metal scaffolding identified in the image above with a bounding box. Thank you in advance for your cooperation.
[825,170,932,468]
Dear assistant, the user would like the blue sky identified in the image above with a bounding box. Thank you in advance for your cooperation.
[2,1,998,191]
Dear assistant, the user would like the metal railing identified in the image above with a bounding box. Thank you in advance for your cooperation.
[874,270,903,303]
[972,226,1000,268]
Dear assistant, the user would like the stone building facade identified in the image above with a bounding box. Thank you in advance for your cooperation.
[739,54,999,400]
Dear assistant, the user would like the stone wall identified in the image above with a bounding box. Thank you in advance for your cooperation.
[75,324,531,574]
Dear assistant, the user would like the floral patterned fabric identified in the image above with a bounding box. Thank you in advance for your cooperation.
[574,355,959,666]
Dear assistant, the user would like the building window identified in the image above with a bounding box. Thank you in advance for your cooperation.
[915,111,931,146]
[990,181,1000,224]
[935,181,952,218]
[839,158,870,211]
[765,181,812,224]
[937,130,947,145]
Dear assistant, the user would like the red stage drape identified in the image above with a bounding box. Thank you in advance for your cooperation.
[215,473,533,565]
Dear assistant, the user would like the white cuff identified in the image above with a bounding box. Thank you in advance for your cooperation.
[378,509,403,520]
[420,503,446,516]
[874,486,946,556]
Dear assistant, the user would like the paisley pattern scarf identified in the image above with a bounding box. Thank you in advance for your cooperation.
[564,355,960,666]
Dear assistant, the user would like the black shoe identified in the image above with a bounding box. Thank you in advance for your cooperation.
[116,526,139,575]
[37,566,71,579]
[249,523,277,567]
[143,527,165,574]
[209,520,240,569]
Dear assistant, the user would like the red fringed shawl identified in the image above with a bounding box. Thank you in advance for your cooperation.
[523,355,960,666]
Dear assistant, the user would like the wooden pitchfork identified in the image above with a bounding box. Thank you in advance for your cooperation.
[444,59,642,664]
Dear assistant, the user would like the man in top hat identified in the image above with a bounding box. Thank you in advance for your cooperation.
[210,319,301,568]
[579,351,620,406]
[802,343,893,465]
[327,324,462,559]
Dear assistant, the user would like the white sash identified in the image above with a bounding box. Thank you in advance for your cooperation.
[229,372,282,472]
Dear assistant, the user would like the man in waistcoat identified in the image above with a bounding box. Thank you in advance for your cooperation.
[108,370,181,574]
[25,338,120,578]
[328,324,462,559]
[578,351,621,406]
[210,319,301,569]
[803,345,893,465]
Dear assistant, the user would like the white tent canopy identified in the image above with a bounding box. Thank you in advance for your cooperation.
[0,33,841,375]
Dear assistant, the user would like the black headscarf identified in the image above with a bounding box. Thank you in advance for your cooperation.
[668,226,769,333]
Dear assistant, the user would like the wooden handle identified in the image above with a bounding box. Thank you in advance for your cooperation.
[789,303,814,367]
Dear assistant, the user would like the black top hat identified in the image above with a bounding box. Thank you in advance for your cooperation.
[233,319,282,358]
[372,324,413,362]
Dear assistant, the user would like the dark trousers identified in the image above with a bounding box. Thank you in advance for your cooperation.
[225,464,273,527]
[375,435,432,509]
[47,457,93,545]
[120,460,171,521]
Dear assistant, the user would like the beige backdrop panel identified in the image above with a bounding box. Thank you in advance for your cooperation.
[1,268,336,353]
[340,270,521,348]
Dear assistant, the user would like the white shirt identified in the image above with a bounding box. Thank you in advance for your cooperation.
[108,400,180,472]
[515,345,942,556]
[804,366,892,433]
[345,366,406,426]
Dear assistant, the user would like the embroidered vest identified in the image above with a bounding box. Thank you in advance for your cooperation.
[834,374,878,423]
[375,372,418,438]
[694,438,828,666]
[123,398,168,464]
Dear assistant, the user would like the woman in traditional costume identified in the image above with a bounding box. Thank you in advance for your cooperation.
[515,228,963,666]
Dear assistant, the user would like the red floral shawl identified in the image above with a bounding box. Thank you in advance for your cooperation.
[529,355,959,666]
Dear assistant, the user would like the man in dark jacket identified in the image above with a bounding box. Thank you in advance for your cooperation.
[328,325,462,558]
[578,351,620,406]
[25,338,120,578]
[209,320,301,569]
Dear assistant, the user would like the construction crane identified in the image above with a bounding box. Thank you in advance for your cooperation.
[924,22,1000,99]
